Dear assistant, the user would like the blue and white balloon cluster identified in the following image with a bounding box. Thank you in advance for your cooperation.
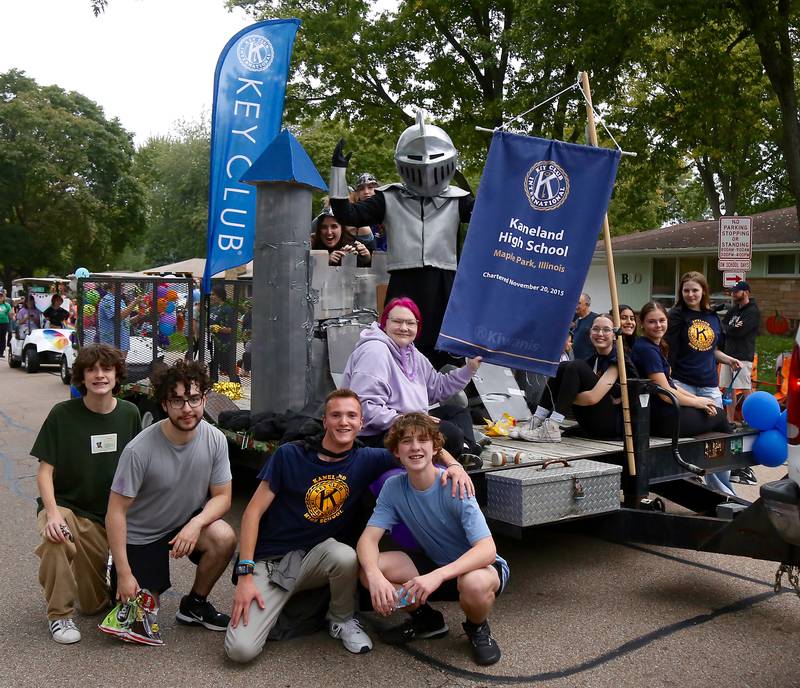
[742,392,788,467]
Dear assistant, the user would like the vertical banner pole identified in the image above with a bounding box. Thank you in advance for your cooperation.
[580,71,637,477]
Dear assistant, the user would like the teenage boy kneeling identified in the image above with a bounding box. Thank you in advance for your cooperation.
[357,413,509,666]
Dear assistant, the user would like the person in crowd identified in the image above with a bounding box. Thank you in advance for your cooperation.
[0,290,11,357]
[43,294,70,328]
[208,284,240,384]
[341,297,483,463]
[358,413,508,666]
[666,271,741,404]
[665,272,740,493]
[353,172,386,251]
[311,208,372,267]
[571,293,599,360]
[329,113,473,368]
[106,360,236,643]
[720,281,760,423]
[224,389,473,663]
[560,331,574,362]
[17,293,42,334]
[632,301,732,439]
[517,315,638,443]
[98,285,142,353]
[32,344,141,644]
[239,304,252,376]
[618,304,638,350]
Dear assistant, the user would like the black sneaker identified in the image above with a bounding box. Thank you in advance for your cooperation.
[379,604,449,645]
[463,620,501,666]
[176,595,230,631]
[730,468,757,485]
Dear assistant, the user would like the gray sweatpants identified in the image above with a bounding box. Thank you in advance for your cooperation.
[225,538,358,663]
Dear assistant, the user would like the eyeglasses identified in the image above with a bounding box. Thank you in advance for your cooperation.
[388,317,418,328]
[590,327,614,334]
[166,395,204,409]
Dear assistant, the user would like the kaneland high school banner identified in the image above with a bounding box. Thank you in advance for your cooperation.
[437,132,621,376]
[202,19,301,292]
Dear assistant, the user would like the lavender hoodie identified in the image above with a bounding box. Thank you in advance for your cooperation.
[341,323,474,436]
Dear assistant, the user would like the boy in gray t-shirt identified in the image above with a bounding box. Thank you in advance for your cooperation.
[106,360,236,642]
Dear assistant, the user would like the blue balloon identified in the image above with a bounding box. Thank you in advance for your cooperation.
[165,301,176,314]
[776,409,787,435]
[742,391,782,431]
[753,428,788,467]
[75,267,90,278]
[159,321,175,337]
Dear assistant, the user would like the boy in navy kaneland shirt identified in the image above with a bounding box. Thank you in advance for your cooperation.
[224,390,472,663]
[358,413,509,667]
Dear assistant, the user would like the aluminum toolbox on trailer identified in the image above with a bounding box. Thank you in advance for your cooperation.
[486,459,622,527]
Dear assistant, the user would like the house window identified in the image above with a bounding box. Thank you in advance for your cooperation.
[652,257,676,298]
[767,253,798,275]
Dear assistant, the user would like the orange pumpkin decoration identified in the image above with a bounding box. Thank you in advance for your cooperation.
[766,310,789,335]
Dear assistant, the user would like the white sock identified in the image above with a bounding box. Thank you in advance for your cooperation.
[534,406,549,420]
[549,412,565,425]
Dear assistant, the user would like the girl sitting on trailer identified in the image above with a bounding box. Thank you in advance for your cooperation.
[517,314,638,443]
[631,301,732,437]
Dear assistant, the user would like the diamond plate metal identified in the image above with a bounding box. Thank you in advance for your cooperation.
[486,459,622,527]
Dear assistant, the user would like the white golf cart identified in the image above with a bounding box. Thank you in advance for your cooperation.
[8,278,77,377]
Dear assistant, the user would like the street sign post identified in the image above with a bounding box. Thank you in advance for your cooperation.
[718,258,752,271]
[723,271,747,289]
[718,216,752,271]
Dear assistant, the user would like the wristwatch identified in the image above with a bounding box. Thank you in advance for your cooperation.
[235,560,255,576]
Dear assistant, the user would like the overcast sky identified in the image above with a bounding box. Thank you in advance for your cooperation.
[0,0,254,145]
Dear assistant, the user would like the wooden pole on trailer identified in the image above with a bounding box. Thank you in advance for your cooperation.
[579,71,637,477]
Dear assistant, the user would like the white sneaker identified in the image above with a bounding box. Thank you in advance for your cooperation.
[50,618,81,644]
[329,617,373,654]
[519,418,562,443]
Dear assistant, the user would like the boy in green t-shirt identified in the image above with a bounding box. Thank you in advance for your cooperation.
[32,344,141,644]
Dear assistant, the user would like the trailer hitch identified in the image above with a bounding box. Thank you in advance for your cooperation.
[640,382,705,477]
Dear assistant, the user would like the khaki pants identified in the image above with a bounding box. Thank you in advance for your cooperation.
[35,506,109,620]
[225,538,358,663]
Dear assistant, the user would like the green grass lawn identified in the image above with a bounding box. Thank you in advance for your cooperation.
[755,333,795,391]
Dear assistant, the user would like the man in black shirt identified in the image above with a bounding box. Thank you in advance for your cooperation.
[721,281,760,423]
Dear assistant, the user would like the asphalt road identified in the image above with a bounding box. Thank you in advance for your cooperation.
[0,359,797,688]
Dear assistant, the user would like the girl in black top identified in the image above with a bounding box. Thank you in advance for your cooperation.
[619,304,637,350]
[520,315,638,441]
[311,209,372,267]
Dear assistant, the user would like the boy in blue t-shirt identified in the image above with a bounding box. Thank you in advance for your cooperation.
[358,413,509,666]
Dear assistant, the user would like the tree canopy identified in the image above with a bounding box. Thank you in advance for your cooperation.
[0,69,145,285]
[230,0,798,229]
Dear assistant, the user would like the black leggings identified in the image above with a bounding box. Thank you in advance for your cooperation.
[651,405,732,437]
[360,404,479,457]
[538,360,622,438]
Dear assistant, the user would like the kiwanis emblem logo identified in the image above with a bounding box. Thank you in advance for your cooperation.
[524,160,570,211]
[304,476,350,524]
[237,35,275,72]
[687,319,715,352]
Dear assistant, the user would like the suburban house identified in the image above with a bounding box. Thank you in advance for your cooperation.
[583,206,800,330]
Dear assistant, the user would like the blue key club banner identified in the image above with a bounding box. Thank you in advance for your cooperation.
[437,132,621,376]
[202,19,301,292]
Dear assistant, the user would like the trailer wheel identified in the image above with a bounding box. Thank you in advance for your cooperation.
[25,347,40,374]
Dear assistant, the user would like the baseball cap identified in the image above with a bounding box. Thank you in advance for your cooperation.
[355,172,378,189]
[731,281,750,292]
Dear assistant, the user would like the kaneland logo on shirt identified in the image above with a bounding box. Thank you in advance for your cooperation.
[304,474,350,524]
[688,319,715,352]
